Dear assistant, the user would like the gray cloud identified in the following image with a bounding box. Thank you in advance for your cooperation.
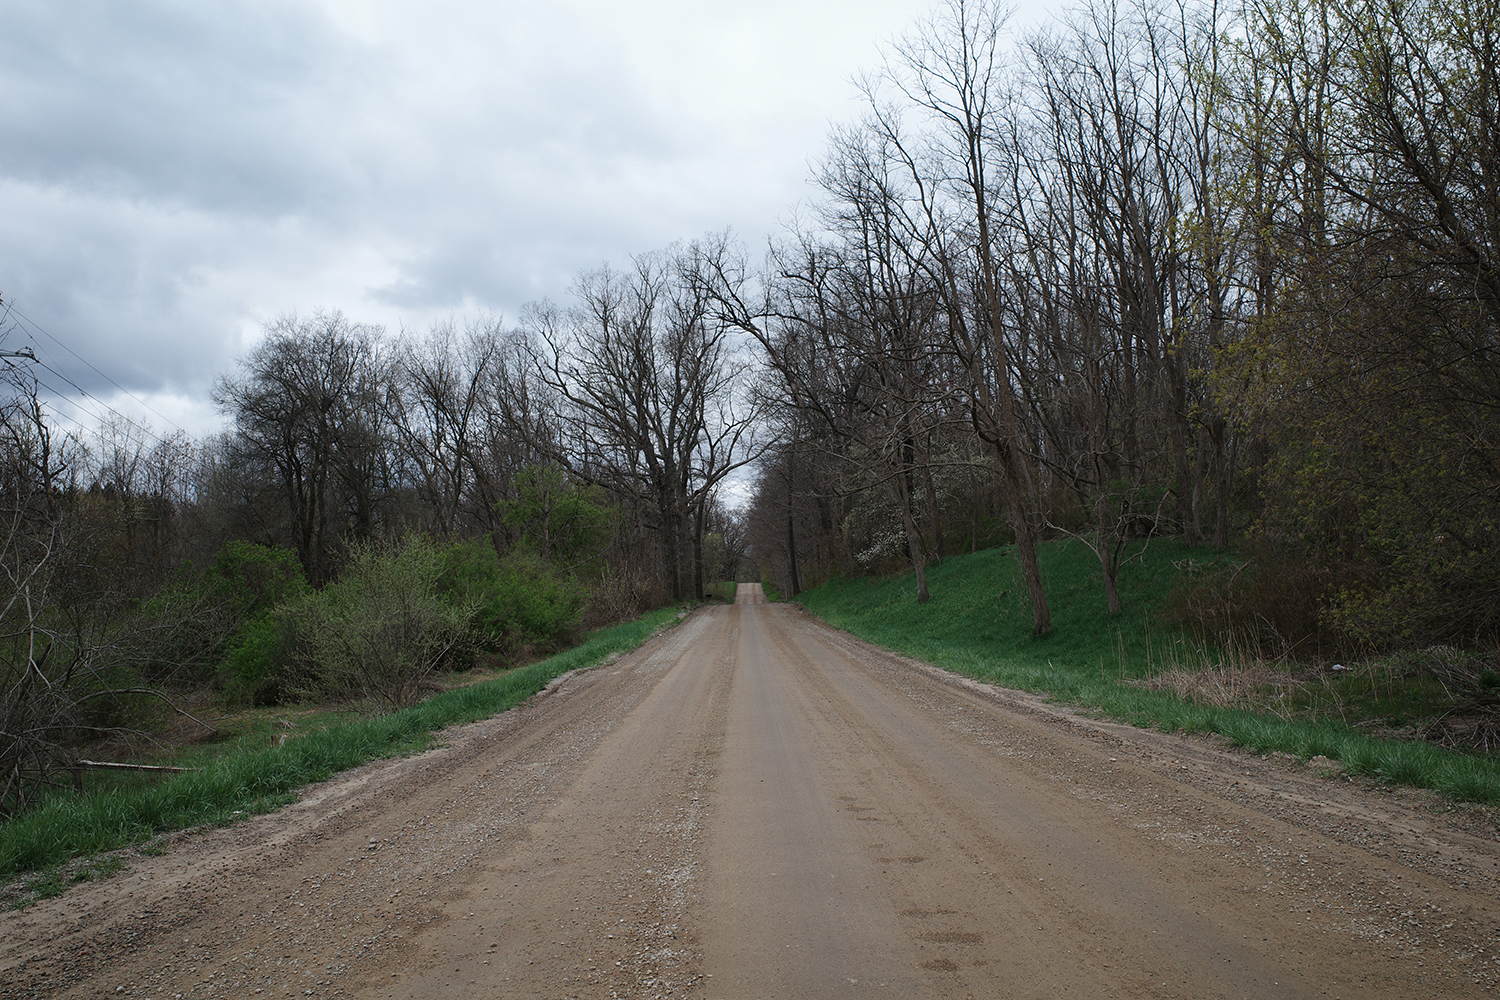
[0,0,1050,433]
[0,1,366,217]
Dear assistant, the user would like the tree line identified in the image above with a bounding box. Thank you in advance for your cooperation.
[206,296,756,601]
[723,0,1497,654]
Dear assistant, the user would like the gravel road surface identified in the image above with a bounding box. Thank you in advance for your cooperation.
[3,583,1498,998]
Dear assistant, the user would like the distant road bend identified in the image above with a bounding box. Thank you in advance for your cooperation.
[3,583,1498,998]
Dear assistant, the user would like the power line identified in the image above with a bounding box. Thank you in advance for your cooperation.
[3,302,190,437]
[0,327,175,454]
[0,296,192,455]
[29,360,178,452]
[29,369,126,433]
[26,378,99,438]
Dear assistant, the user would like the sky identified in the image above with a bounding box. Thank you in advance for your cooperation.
[0,0,1051,442]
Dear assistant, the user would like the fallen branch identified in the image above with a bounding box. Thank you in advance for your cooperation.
[74,759,198,774]
[103,688,220,735]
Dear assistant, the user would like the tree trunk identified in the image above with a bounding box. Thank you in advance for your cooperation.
[893,477,931,603]
[692,502,706,600]
[1101,550,1122,615]
[1212,418,1232,551]
[1011,493,1050,635]
[995,438,1050,636]
[785,505,801,599]
[660,496,683,602]
[1096,490,1123,615]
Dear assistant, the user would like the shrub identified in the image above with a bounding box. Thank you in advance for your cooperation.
[583,565,657,627]
[205,543,309,704]
[291,536,475,709]
[217,612,299,706]
[440,539,583,660]
[210,541,309,611]
[1159,542,1353,659]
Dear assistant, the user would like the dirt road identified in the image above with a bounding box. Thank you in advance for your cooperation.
[4,584,1499,998]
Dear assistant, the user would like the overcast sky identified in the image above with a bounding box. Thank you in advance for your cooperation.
[0,0,1050,440]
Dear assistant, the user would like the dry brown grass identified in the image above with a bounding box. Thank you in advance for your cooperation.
[1127,637,1500,753]
[1126,631,1335,721]
[1132,660,1313,714]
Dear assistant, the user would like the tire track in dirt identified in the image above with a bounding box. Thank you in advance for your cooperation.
[2,586,1498,999]
[692,596,1498,998]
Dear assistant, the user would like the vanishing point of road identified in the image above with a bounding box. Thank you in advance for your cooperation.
[4,584,1498,998]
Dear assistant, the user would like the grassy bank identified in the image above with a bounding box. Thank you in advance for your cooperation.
[797,540,1500,805]
[1,605,685,886]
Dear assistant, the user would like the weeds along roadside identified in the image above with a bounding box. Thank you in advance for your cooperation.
[796,539,1500,808]
[0,604,687,890]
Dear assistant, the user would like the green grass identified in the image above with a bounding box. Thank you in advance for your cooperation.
[0,605,686,885]
[797,539,1500,806]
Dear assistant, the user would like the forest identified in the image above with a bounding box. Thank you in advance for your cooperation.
[3,0,1497,817]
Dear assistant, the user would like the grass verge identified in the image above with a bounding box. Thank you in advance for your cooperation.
[796,540,1500,806]
[0,605,685,886]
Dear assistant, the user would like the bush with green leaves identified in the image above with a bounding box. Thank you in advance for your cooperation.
[290,535,475,709]
[498,462,610,568]
[216,611,300,706]
[210,541,309,613]
[440,539,584,661]
[207,542,309,705]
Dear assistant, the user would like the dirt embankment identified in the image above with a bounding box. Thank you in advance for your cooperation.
[3,583,1497,998]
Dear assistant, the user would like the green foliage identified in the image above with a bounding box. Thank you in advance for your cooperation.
[703,581,736,602]
[0,606,684,883]
[210,541,309,613]
[760,574,784,603]
[439,539,584,660]
[291,536,474,709]
[797,540,1500,804]
[217,613,298,706]
[204,542,310,705]
[1251,384,1500,650]
[499,462,610,566]
[212,535,590,707]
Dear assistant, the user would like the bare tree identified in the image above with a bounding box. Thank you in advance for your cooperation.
[386,318,504,540]
[0,369,217,815]
[704,183,954,602]
[214,313,390,586]
[532,244,762,601]
[0,368,74,813]
[876,0,1055,633]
